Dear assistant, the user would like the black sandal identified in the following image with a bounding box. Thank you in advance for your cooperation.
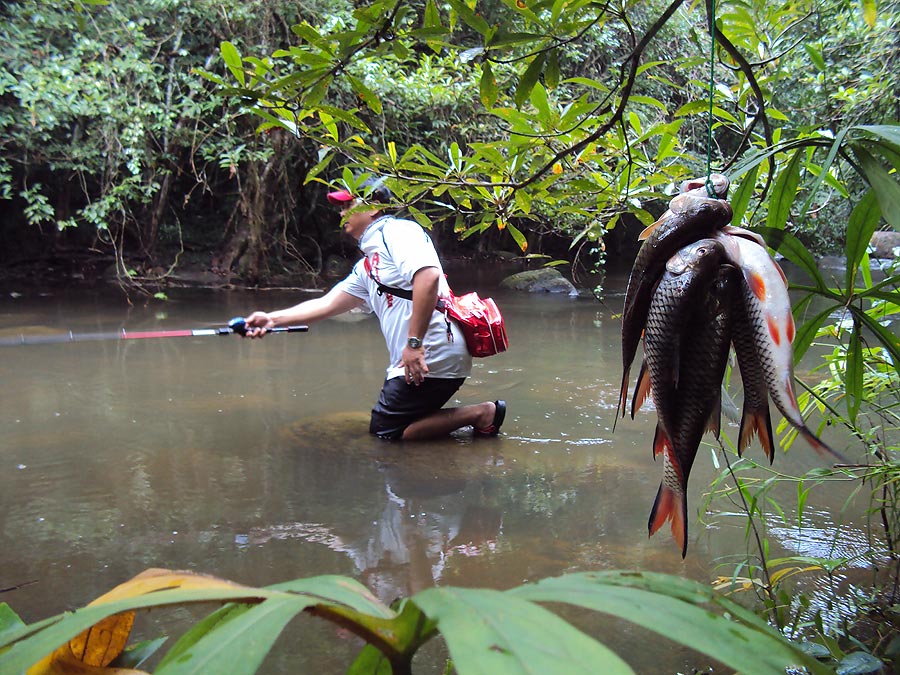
[475,400,506,437]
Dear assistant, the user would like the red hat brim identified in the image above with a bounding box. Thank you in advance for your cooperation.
[326,190,355,204]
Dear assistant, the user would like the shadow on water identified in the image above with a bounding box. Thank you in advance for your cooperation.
[0,276,875,673]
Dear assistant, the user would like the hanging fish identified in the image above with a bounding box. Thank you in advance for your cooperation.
[716,233,846,462]
[642,238,729,458]
[730,293,776,463]
[618,195,733,419]
[648,266,736,557]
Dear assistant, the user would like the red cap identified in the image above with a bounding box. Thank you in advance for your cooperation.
[326,189,355,204]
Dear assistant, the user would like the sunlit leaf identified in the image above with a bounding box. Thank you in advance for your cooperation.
[858,0,877,28]
[220,42,244,86]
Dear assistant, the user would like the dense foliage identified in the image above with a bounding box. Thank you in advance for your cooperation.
[2,0,896,290]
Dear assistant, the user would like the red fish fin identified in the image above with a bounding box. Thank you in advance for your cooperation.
[799,426,849,464]
[652,423,672,459]
[739,408,775,464]
[638,211,671,240]
[630,362,651,419]
[647,482,688,558]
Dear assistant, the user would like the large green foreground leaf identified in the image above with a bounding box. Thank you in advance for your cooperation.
[412,587,635,674]
[508,571,835,675]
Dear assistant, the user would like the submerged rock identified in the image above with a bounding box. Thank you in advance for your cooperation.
[870,231,900,260]
[499,268,578,295]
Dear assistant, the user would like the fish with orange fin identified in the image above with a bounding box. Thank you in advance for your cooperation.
[643,238,730,461]
[648,265,736,557]
[617,194,733,422]
[730,291,776,463]
[716,233,847,462]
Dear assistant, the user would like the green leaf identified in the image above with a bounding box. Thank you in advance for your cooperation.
[545,49,560,90]
[767,150,803,230]
[515,53,545,109]
[220,41,245,86]
[0,604,25,643]
[155,597,305,675]
[0,589,280,673]
[480,62,498,108]
[730,164,758,226]
[793,305,838,362]
[413,587,635,674]
[348,644,394,674]
[756,227,826,290]
[445,0,489,34]
[346,75,383,115]
[269,575,396,619]
[845,320,863,424]
[113,636,168,669]
[851,306,900,380]
[530,82,551,121]
[505,222,528,252]
[844,190,881,290]
[855,146,900,230]
[510,572,834,675]
[805,44,826,71]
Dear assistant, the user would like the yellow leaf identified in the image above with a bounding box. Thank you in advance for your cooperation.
[68,612,135,666]
[28,651,148,675]
[552,162,562,175]
[87,568,250,606]
[27,570,251,675]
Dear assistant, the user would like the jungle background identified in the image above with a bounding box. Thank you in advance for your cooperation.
[1,0,897,293]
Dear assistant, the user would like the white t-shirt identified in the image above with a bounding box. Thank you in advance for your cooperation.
[335,215,472,380]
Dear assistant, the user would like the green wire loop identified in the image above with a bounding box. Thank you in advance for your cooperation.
[705,0,717,197]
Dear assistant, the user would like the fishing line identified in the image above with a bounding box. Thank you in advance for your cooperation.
[704,0,718,198]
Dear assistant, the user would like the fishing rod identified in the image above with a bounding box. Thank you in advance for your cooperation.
[0,317,308,347]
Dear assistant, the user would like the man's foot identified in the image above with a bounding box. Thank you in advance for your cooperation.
[474,400,506,437]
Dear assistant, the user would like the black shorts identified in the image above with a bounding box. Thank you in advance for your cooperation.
[369,376,466,440]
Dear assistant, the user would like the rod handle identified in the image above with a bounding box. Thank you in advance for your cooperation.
[227,317,309,336]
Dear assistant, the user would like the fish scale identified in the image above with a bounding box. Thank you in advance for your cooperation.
[643,238,729,456]
[731,287,775,463]
[717,233,844,461]
[618,191,733,419]
[648,266,735,557]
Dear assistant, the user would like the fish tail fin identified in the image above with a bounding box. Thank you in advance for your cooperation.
[739,408,776,464]
[630,362,651,419]
[647,480,688,558]
[799,425,849,465]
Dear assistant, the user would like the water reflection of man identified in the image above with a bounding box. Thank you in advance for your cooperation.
[240,176,506,441]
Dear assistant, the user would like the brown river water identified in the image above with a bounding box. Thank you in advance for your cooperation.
[0,268,879,673]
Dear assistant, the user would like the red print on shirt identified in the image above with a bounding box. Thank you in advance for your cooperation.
[365,253,393,307]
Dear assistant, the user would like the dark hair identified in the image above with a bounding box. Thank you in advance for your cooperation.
[359,176,392,204]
